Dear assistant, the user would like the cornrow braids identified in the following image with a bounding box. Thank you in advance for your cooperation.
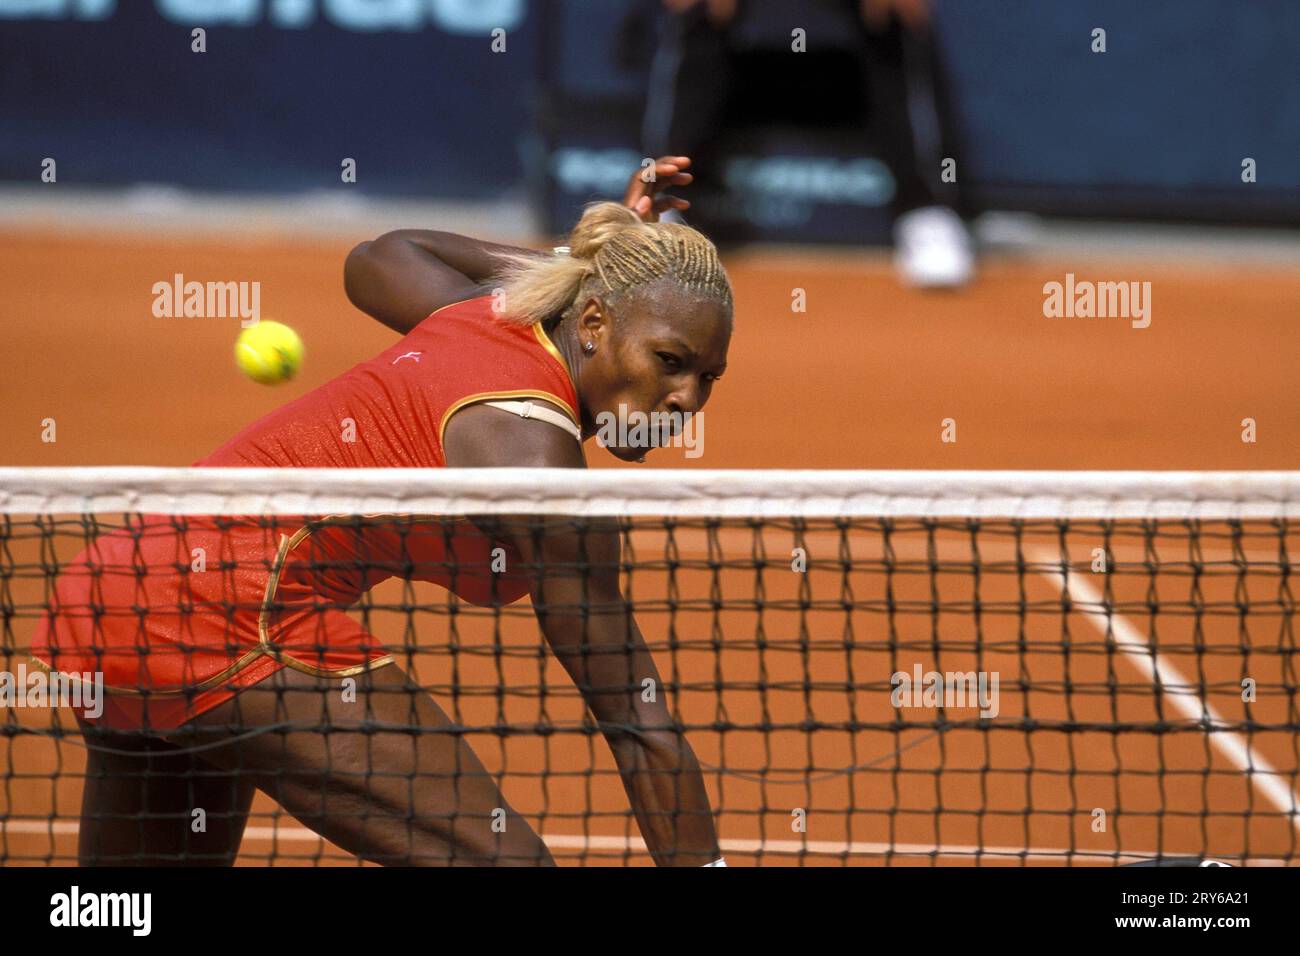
[489,202,732,327]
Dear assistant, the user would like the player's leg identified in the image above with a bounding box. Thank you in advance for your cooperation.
[642,3,735,206]
[858,14,973,287]
[168,663,554,866]
[76,718,255,866]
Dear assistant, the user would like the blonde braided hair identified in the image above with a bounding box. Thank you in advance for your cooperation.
[489,202,733,327]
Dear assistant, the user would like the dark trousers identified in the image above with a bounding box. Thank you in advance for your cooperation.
[642,1,966,218]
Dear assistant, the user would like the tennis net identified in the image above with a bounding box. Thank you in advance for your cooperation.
[1,468,1297,866]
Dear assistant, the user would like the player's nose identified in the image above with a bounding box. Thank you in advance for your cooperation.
[665,381,703,417]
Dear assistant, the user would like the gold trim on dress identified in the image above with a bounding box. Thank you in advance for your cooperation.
[28,646,268,698]
[256,522,396,677]
[532,322,573,381]
[28,520,401,699]
[423,294,491,324]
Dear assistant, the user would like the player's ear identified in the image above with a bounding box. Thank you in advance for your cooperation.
[576,297,609,346]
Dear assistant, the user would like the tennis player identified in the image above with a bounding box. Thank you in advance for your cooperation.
[32,157,733,867]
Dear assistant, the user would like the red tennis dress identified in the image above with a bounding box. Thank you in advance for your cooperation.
[30,296,580,731]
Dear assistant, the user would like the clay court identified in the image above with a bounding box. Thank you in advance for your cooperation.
[2,225,1298,865]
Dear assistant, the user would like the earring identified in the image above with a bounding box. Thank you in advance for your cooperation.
[583,341,595,354]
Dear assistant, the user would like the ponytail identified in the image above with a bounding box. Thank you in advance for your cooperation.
[490,201,731,326]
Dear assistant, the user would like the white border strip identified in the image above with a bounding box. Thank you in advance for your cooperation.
[0,468,1297,519]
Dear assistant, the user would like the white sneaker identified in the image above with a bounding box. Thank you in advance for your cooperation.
[893,205,975,289]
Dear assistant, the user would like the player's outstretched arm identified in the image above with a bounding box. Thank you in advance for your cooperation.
[444,408,724,867]
[344,156,694,335]
[523,516,722,866]
[343,230,547,334]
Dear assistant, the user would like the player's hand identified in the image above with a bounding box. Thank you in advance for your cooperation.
[624,155,694,223]
[859,0,930,32]
[662,0,737,27]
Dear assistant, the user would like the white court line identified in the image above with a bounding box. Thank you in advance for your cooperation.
[1035,558,1300,835]
[1,820,1286,866]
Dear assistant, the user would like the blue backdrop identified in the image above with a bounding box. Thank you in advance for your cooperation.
[0,0,538,196]
[2,0,1296,226]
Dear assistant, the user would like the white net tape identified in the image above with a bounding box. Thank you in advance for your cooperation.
[0,467,1297,519]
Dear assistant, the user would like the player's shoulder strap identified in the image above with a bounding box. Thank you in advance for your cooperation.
[478,399,581,442]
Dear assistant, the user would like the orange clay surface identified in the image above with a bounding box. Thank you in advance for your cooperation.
[2,230,1298,865]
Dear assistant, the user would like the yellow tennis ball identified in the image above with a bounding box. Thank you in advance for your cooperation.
[235,320,303,385]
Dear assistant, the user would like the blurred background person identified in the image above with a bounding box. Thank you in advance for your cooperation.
[642,0,974,288]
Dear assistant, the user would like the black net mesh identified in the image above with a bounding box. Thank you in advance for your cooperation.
[1,509,1297,865]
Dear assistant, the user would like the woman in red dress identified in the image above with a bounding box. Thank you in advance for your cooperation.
[32,158,734,866]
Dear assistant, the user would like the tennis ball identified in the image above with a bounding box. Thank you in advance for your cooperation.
[235,320,303,385]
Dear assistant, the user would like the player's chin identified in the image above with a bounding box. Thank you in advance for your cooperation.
[605,443,653,463]
[602,425,678,461]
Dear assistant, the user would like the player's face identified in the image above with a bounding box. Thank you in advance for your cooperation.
[579,292,731,461]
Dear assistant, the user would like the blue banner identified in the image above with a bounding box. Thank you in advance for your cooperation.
[2,0,1297,224]
[0,0,538,196]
